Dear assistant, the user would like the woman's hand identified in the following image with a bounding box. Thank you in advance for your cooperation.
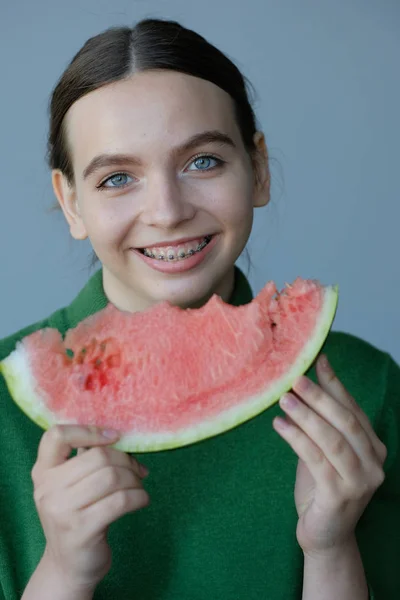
[31,425,150,594]
[273,354,387,558]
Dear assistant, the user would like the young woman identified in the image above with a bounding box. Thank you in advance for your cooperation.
[0,18,398,600]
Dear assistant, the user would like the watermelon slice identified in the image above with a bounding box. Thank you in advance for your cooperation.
[0,277,338,452]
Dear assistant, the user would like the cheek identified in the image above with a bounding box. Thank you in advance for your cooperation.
[210,176,254,225]
[82,198,134,244]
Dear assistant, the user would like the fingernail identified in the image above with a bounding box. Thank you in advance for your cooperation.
[320,354,330,369]
[101,429,120,439]
[140,464,150,477]
[281,393,298,409]
[294,376,311,392]
[274,416,289,429]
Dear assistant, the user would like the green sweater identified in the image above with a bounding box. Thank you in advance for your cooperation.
[0,267,399,600]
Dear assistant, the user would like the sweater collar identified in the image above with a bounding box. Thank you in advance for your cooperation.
[65,266,253,330]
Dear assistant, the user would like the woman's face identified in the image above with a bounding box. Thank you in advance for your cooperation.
[53,70,269,312]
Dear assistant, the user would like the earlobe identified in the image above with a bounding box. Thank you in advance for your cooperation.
[252,131,271,208]
[51,170,88,240]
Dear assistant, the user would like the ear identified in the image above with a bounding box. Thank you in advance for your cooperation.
[252,131,270,208]
[51,170,88,240]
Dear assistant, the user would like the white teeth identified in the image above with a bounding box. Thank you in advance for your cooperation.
[142,236,212,262]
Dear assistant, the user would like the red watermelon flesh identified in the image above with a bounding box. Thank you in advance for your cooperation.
[0,277,338,452]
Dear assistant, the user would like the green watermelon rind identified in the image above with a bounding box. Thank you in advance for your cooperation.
[0,284,339,453]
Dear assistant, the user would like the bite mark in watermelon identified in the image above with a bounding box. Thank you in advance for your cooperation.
[0,277,338,452]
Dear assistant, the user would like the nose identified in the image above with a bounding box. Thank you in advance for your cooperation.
[140,171,195,229]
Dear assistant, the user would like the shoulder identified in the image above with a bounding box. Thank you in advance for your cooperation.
[323,329,388,361]
[321,329,393,379]
[0,268,106,363]
[0,306,68,363]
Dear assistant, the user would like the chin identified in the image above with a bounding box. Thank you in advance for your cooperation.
[142,278,215,309]
[105,241,238,310]
[144,262,234,308]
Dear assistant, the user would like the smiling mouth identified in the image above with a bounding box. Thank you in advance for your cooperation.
[137,235,213,262]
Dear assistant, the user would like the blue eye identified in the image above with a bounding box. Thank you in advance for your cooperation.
[187,155,223,171]
[97,173,132,190]
[97,154,224,191]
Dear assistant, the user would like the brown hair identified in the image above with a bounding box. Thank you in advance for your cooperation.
[47,18,264,269]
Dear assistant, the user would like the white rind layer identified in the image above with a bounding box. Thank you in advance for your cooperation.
[0,285,339,453]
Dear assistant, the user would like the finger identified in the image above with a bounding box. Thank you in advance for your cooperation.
[66,465,145,512]
[273,414,341,490]
[279,392,367,481]
[84,487,150,535]
[77,447,89,456]
[293,360,387,464]
[36,425,120,470]
[291,376,379,465]
[53,446,147,489]
[315,355,369,417]
[315,355,387,463]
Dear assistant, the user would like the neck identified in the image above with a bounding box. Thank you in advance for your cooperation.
[101,266,236,313]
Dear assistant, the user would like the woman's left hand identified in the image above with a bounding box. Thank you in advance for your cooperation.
[273,354,388,558]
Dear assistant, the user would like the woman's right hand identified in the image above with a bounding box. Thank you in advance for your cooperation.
[31,424,150,594]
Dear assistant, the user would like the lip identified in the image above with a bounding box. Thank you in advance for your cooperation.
[131,234,219,274]
[135,234,213,250]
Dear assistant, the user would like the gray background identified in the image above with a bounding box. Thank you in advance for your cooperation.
[1,0,399,363]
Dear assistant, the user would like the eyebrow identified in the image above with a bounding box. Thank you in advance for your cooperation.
[82,130,237,180]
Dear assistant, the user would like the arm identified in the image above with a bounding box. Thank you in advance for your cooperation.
[21,553,95,600]
[302,536,368,599]
[302,353,400,600]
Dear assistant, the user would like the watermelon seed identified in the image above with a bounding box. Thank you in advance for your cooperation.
[65,348,74,358]
[85,374,95,391]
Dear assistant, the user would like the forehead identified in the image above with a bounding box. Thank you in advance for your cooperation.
[65,70,242,162]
